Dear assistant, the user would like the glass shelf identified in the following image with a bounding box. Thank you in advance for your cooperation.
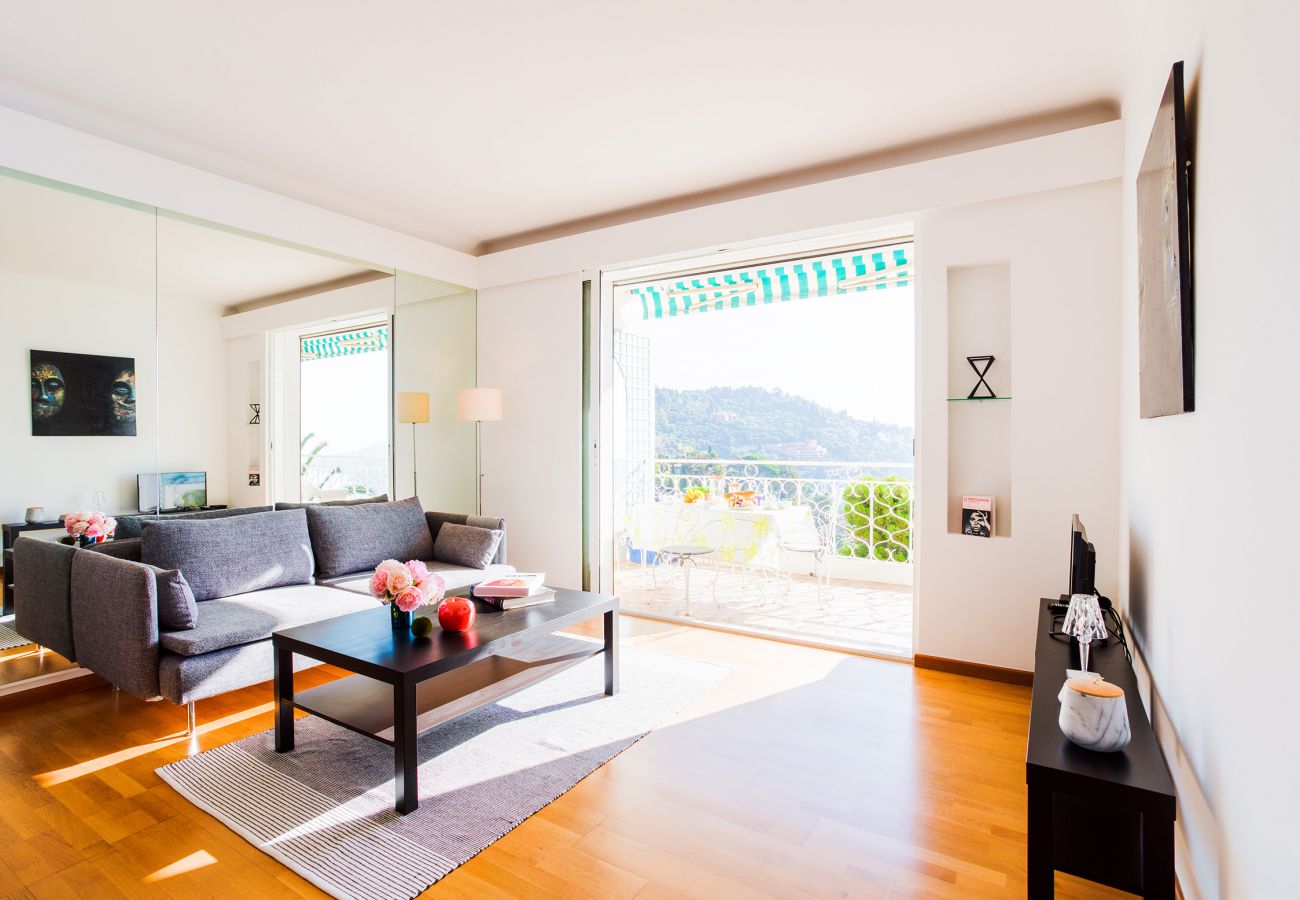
[947,396,1012,402]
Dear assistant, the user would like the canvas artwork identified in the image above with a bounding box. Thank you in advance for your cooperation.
[30,349,136,436]
[1136,62,1194,418]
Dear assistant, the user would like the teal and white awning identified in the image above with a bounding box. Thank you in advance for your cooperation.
[300,327,389,361]
[627,243,913,320]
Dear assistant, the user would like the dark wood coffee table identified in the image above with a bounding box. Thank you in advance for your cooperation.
[272,587,619,814]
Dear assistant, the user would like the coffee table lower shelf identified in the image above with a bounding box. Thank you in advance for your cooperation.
[291,635,602,744]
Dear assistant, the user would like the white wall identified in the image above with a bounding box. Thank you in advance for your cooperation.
[0,177,159,520]
[477,124,1124,659]
[1119,2,1300,896]
[914,181,1121,671]
[477,274,584,587]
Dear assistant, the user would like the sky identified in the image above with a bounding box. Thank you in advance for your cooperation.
[618,285,915,427]
[300,350,390,457]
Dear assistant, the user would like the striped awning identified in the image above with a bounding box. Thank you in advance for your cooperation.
[300,327,389,361]
[628,243,913,320]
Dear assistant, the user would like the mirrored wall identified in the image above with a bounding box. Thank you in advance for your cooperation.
[0,165,476,692]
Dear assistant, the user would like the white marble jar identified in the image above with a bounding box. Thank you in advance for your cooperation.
[1058,677,1131,752]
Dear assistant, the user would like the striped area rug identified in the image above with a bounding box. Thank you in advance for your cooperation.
[0,623,31,651]
[159,645,727,900]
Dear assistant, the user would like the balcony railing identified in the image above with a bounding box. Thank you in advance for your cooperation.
[652,458,913,564]
[301,453,389,500]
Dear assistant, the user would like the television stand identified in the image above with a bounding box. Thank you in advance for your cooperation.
[1026,598,1176,897]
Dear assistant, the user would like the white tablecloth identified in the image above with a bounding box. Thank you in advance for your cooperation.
[627,503,813,566]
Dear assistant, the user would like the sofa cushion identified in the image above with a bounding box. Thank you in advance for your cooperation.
[87,538,142,562]
[432,523,504,569]
[323,562,516,596]
[148,565,198,630]
[425,512,508,565]
[305,497,434,579]
[116,505,272,539]
[159,583,377,656]
[274,494,388,512]
[141,509,314,602]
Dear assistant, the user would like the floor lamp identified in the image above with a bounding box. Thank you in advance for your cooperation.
[457,387,503,516]
[397,392,429,499]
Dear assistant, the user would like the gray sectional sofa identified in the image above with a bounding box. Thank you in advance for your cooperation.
[13,498,511,731]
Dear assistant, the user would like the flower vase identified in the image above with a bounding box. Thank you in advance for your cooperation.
[76,535,94,549]
[391,605,413,631]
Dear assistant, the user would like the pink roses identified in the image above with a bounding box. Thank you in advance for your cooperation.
[370,559,445,612]
[65,511,117,543]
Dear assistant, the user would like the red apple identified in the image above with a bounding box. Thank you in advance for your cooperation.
[437,596,477,632]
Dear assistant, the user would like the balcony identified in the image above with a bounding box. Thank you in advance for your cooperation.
[615,458,913,656]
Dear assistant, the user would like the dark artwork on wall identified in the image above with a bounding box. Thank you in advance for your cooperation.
[1137,61,1194,418]
[30,349,136,436]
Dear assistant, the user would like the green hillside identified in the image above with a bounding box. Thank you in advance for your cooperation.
[655,386,912,462]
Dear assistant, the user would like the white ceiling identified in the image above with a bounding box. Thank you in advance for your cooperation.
[0,2,1137,254]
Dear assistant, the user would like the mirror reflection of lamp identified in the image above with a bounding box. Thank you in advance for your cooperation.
[457,388,503,516]
[397,392,430,500]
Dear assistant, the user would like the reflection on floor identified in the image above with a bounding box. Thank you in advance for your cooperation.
[0,638,78,687]
[615,562,912,657]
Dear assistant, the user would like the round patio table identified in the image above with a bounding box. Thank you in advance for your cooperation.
[660,545,714,616]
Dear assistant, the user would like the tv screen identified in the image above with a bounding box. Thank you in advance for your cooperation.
[138,471,207,513]
[1068,514,1096,597]
[1136,60,1194,418]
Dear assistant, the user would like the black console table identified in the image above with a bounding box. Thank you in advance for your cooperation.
[1026,598,1176,898]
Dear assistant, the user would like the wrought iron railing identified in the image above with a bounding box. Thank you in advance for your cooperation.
[301,454,389,500]
[652,458,913,563]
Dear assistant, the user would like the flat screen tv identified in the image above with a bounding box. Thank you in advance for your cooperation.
[1068,514,1096,597]
[1137,60,1194,418]
[138,471,207,513]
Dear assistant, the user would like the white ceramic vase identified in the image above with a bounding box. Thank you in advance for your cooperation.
[1058,677,1131,753]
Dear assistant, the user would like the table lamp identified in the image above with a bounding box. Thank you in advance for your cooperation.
[397,392,430,499]
[457,387,503,515]
[1062,593,1108,673]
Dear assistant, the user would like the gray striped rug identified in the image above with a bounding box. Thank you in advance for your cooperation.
[0,623,31,651]
[158,644,727,900]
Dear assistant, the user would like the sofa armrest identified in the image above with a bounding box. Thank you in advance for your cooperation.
[425,511,507,566]
[13,537,78,660]
[70,550,160,700]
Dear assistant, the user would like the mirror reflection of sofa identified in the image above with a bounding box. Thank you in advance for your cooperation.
[12,497,510,732]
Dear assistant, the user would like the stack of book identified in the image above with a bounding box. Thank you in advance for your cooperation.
[473,573,556,609]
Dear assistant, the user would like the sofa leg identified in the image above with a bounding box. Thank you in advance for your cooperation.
[186,701,196,736]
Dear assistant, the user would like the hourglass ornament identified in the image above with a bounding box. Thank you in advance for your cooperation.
[1062,593,1108,672]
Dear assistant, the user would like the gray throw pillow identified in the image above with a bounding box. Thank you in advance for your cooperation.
[115,505,273,539]
[433,523,504,569]
[141,508,314,602]
[148,565,198,630]
[304,497,435,579]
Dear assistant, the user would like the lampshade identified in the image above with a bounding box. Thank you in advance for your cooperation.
[396,391,430,424]
[457,387,503,422]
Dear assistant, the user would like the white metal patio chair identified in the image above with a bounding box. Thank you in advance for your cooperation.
[776,510,836,609]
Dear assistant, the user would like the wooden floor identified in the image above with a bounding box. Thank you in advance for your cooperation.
[0,641,79,688]
[0,617,1134,899]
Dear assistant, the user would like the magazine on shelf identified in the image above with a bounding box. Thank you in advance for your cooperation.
[961,495,996,537]
[473,573,547,598]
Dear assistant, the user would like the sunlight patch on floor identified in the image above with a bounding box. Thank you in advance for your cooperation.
[143,850,218,882]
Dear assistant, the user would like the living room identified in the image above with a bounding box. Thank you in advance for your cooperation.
[0,3,1293,898]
